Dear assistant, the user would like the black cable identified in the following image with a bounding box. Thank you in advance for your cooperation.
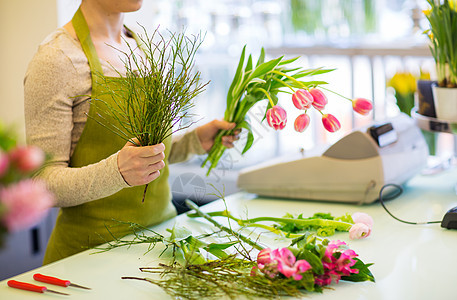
[378,183,441,225]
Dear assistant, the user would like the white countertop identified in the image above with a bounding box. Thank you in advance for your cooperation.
[1,167,457,300]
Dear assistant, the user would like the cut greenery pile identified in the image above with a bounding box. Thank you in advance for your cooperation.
[97,199,374,299]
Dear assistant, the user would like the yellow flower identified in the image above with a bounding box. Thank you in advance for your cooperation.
[420,70,431,80]
[387,72,417,96]
[450,0,457,11]
[423,9,431,17]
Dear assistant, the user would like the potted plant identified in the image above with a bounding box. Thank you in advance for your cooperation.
[387,71,436,155]
[424,0,457,121]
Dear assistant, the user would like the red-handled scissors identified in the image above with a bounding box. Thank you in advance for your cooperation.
[33,273,91,290]
[7,280,70,295]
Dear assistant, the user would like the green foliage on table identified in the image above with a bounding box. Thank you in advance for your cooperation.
[99,199,374,299]
[187,209,354,238]
[341,258,375,282]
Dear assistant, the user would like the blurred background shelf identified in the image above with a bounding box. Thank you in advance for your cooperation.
[412,110,457,134]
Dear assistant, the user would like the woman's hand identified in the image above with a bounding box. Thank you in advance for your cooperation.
[117,141,166,186]
[196,119,240,152]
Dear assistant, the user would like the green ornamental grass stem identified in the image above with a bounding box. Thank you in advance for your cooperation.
[185,199,264,250]
[92,27,208,201]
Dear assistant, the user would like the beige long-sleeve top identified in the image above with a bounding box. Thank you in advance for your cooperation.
[24,28,206,208]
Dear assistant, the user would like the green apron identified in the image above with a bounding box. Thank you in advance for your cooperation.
[43,8,176,265]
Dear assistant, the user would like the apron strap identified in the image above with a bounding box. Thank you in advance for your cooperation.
[72,8,144,85]
[72,7,104,85]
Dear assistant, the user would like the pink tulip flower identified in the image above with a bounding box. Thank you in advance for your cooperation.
[349,223,371,239]
[309,88,328,111]
[294,114,310,133]
[352,98,373,115]
[257,248,272,266]
[9,146,45,173]
[256,248,279,278]
[292,89,313,110]
[352,212,374,228]
[322,114,341,132]
[0,150,9,177]
[266,105,287,130]
[0,179,54,232]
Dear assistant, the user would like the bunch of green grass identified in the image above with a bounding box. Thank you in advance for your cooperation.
[93,27,208,201]
[122,258,306,300]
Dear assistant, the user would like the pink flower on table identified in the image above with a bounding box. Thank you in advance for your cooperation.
[272,248,311,280]
[352,98,373,115]
[9,146,45,173]
[309,88,328,111]
[0,150,9,177]
[294,114,310,133]
[266,105,287,130]
[254,247,312,280]
[335,249,358,276]
[0,179,54,232]
[321,114,341,132]
[254,248,279,278]
[316,240,359,286]
[292,89,313,110]
[349,223,371,239]
[323,240,346,261]
[315,273,333,286]
[352,212,374,228]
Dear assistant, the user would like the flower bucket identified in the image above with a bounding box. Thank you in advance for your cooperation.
[432,86,457,122]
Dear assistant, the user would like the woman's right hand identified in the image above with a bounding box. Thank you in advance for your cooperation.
[117,141,166,186]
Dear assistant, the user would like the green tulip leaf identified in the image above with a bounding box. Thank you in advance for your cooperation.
[238,120,254,154]
[256,47,265,67]
[341,258,375,283]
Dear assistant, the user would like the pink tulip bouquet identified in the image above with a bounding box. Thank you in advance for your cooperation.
[0,127,54,247]
[201,46,373,175]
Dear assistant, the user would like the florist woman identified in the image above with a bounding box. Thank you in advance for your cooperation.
[24,0,237,264]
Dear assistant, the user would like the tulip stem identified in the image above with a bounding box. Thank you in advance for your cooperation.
[270,70,306,89]
[319,86,353,101]
[272,77,296,93]
[255,88,275,107]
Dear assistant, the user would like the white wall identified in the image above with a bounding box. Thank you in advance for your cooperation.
[0,0,58,143]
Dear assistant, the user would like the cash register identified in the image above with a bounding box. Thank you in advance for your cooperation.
[237,113,429,204]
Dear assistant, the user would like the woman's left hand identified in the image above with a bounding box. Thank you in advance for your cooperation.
[196,119,240,152]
